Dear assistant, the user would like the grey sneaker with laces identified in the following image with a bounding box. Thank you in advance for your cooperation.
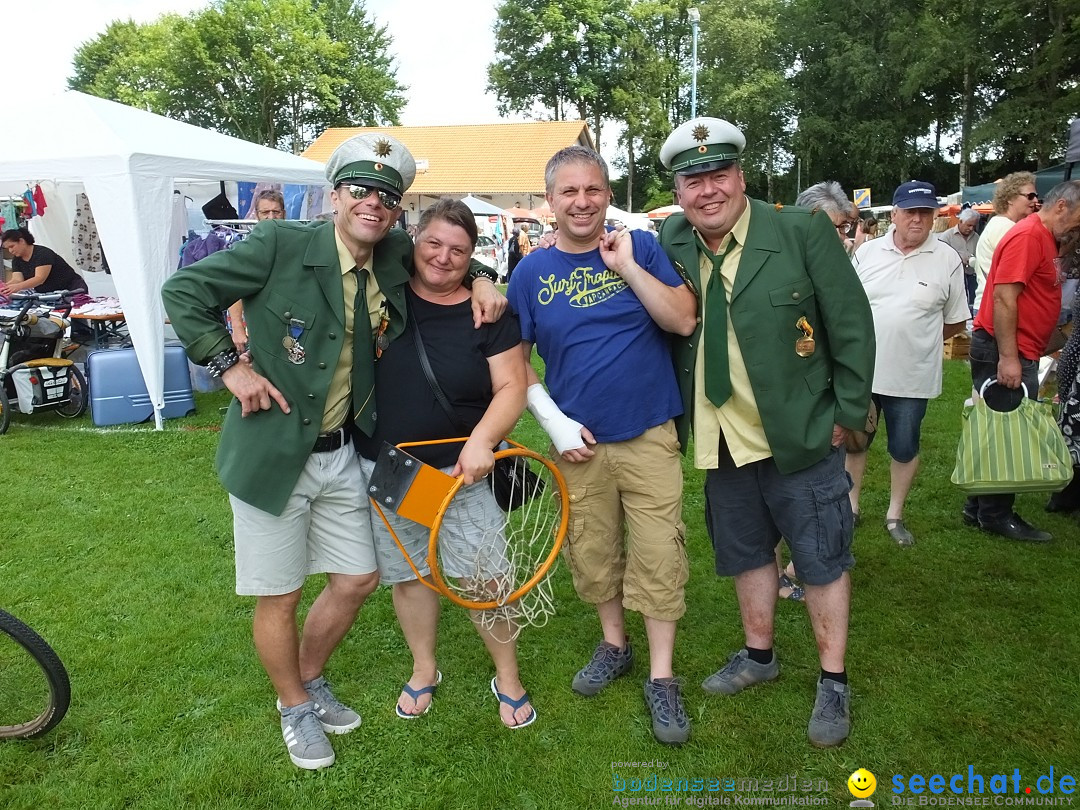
[303,676,361,733]
[702,648,779,695]
[280,700,335,770]
[643,677,690,745]
[807,678,850,747]
[276,676,362,734]
[572,640,634,696]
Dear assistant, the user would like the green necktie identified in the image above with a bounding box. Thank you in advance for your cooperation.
[352,267,376,433]
[700,236,736,408]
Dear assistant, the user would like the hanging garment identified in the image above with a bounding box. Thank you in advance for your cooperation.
[22,189,37,217]
[32,184,47,217]
[71,193,108,273]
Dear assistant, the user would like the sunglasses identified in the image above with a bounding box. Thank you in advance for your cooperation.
[340,183,401,210]
[1018,192,1039,201]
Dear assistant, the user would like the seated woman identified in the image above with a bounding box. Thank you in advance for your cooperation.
[355,199,533,728]
[1,227,90,296]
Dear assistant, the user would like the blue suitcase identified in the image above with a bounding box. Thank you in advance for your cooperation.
[87,345,196,426]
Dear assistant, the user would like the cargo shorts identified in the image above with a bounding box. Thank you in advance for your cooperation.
[553,420,688,622]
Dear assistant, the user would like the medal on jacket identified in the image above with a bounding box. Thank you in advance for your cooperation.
[284,318,306,364]
[795,316,816,357]
[374,301,390,359]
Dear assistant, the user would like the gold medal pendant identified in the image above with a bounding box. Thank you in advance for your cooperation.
[795,316,816,357]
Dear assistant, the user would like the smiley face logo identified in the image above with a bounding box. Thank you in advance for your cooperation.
[848,769,877,799]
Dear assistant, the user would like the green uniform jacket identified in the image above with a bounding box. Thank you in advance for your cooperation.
[660,199,875,474]
[162,220,413,515]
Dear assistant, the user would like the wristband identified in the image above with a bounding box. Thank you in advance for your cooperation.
[206,348,240,378]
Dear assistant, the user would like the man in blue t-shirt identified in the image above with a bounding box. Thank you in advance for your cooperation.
[506,146,697,745]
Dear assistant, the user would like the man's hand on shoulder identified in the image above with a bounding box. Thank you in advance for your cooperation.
[222,363,290,417]
[470,277,507,328]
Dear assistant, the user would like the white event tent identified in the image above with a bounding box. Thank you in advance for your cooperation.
[0,91,328,427]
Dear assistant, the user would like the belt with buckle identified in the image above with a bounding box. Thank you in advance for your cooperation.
[312,425,351,453]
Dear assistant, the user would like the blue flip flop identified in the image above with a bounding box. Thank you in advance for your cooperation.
[395,671,442,719]
[490,677,537,729]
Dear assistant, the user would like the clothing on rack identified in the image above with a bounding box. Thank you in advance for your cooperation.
[71,193,109,273]
[32,184,47,217]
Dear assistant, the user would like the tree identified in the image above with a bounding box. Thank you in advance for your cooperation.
[694,0,792,200]
[70,0,405,152]
[487,0,632,146]
[609,0,689,208]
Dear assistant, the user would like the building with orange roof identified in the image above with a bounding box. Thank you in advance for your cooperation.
[304,121,594,220]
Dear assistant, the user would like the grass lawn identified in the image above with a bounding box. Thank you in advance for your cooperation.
[1,359,1078,809]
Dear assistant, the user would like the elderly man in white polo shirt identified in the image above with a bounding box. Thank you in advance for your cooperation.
[847,181,970,546]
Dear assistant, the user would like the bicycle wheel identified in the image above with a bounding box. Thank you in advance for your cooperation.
[0,609,71,738]
[0,384,9,435]
[55,365,87,419]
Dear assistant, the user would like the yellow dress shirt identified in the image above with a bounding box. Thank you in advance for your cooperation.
[693,198,772,469]
[323,230,377,432]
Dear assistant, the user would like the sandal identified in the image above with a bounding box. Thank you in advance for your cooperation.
[395,671,442,719]
[778,573,805,601]
[885,519,915,547]
[490,677,536,729]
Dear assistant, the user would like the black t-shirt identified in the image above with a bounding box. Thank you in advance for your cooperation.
[12,245,88,294]
[357,286,522,468]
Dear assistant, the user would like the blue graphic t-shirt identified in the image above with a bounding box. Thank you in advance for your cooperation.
[507,229,684,443]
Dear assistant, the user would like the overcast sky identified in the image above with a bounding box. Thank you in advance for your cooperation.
[14,0,536,128]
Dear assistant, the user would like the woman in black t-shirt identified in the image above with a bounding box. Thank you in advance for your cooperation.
[1,227,89,296]
[356,199,535,729]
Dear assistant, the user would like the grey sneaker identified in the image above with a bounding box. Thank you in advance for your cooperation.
[702,648,779,695]
[643,678,690,745]
[280,701,335,770]
[276,677,362,734]
[807,678,851,748]
[304,676,362,734]
[572,640,634,696]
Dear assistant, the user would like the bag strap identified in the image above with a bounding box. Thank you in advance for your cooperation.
[410,309,471,435]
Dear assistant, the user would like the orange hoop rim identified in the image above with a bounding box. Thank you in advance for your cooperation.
[371,438,569,610]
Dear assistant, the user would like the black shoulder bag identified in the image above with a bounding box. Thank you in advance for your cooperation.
[410,316,543,512]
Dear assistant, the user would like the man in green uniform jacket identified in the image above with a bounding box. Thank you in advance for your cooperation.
[657,117,874,748]
[162,133,502,770]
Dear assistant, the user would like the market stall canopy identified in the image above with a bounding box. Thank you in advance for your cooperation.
[962,164,1068,205]
[646,204,683,219]
[0,91,326,426]
[605,205,651,231]
[460,195,508,216]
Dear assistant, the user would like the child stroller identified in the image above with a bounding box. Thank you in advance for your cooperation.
[0,289,87,434]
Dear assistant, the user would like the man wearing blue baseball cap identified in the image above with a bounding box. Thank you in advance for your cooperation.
[847,181,970,547]
[163,132,504,770]
[657,117,875,747]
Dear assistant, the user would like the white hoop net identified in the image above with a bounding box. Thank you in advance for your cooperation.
[435,450,565,641]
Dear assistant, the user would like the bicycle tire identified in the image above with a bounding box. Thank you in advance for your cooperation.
[0,384,9,435]
[0,609,71,738]
[55,365,87,419]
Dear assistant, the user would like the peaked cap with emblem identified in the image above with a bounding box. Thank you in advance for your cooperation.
[325,132,417,195]
[660,117,746,176]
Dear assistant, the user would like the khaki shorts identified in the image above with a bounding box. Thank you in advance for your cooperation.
[553,420,688,621]
[231,444,376,596]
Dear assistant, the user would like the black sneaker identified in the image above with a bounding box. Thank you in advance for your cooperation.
[643,677,690,745]
[572,640,633,696]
